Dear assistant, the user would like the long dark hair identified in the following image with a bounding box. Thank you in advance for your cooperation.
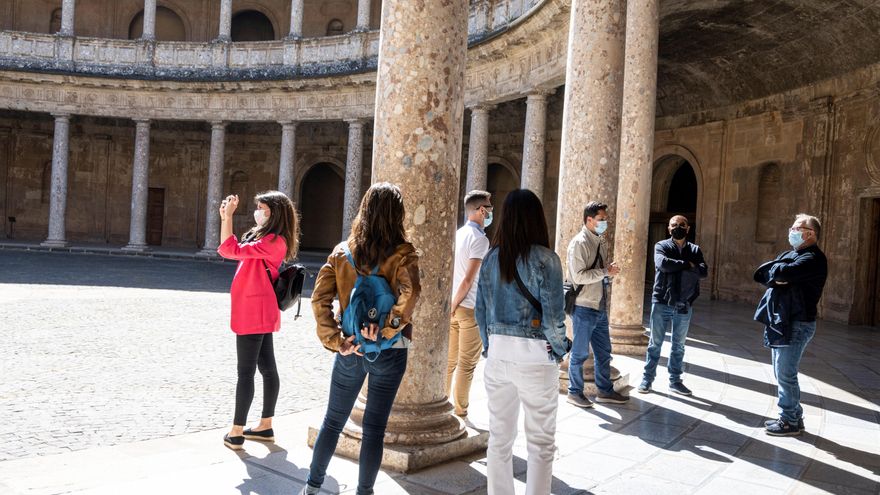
[244,190,299,262]
[348,182,407,269]
[491,189,550,282]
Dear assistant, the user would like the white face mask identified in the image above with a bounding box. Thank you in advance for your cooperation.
[253,209,268,226]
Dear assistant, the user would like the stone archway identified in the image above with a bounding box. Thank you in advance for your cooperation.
[231,10,275,41]
[646,153,701,281]
[299,162,344,252]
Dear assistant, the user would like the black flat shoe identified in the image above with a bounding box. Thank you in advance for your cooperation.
[243,428,275,442]
[224,433,245,450]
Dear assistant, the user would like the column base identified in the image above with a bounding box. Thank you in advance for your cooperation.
[557,357,629,395]
[40,239,69,248]
[307,425,488,473]
[195,248,219,258]
[610,323,649,356]
[121,244,150,253]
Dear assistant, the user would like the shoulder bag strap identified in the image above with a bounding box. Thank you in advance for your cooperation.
[513,266,543,316]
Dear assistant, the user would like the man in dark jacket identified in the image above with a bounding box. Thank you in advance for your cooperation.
[760,214,827,436]
[638,215,708,396]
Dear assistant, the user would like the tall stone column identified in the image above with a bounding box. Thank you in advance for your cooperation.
[521,89,553,202]
[123,119,151,252]
[42,113,71,247]
[554,0,626,265]
[307,0,485,472]
[199,122,226,255]
[342,119,364,239]
[465,104,493,192]
[217,0,233,41]
[277,121,297,199]
[289,0,304,38]
[60,0,76,36]
[141,0,157,40]
[355,0,371,31]
[609,0,659,355]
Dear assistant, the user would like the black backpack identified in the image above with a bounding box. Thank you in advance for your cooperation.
[264,261,307,318]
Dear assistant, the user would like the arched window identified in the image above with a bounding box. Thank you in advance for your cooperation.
[326,19,344,36]
[128,6,187,41]
[756,163,781,242]
[231,10,275,41]
[49,8,62,34]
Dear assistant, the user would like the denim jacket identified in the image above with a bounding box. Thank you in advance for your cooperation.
[475,245,570,361]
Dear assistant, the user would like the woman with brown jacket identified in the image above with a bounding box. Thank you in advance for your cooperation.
[300,182,420,495]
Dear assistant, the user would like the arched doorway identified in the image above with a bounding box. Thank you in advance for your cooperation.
[231,10,275,41]
[486,162,518,237]
[647,155,699,281]
[128,6,187,41]
[300,163,344,251]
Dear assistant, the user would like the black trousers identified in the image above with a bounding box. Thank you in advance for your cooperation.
[234,333,279,426]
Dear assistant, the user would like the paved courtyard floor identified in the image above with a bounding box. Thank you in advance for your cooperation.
[0,250,878,494]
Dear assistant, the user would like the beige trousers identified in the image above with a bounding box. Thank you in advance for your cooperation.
[445,306,483,416]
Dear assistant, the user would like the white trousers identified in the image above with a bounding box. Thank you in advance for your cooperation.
[484,357,559,495]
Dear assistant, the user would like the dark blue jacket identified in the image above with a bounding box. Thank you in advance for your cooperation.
[652,238,709,306]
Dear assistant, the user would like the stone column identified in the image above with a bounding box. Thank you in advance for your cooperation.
[217,0,233,41]
[342,119,364,239]
[355,0,371,31]
[141,0,157,40]
[199,122,226,255]
[521,89,553,202]
[277,121,297,199]
[42,113,71,247]
[289,0,304,38]
[608,0,659,355]
[554,0,626,264]
[123,119,151,252]
[60,0,76,36]
[465,104,493,192]
[308,0,485,472]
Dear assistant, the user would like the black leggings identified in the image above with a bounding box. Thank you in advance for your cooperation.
[234,333,279,426]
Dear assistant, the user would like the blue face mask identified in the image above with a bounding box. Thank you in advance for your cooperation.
[483,211,493,228]
[594,220,608,235]
[788,230,804,249]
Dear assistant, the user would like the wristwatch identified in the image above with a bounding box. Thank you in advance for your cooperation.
[389,316,401,329]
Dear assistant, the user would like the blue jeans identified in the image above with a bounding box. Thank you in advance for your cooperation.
[307,349,408,495]
[568,305,613,395]
[771,321,815,423]
[643,302,693,385]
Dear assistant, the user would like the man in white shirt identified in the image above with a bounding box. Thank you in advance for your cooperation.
[446,190,493,418]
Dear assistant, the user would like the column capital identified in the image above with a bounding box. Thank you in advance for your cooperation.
[467,103,496,113]
[133,118,151,125]
[51,112,71,121]
[210,121,227,130]
[525,87,556,100]
[345,118,368,126]
[278,120,298,128]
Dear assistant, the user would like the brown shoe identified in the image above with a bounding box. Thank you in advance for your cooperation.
[595,391,629,404]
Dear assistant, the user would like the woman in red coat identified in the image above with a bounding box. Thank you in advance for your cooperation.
[217,190,299,450]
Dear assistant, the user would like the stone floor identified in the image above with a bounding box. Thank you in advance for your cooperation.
[0,250,878,494]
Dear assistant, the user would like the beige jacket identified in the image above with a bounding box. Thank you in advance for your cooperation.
[566,227,608,311]
[311,241,421,352]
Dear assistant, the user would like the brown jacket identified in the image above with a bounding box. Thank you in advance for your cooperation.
[312,241,421,352]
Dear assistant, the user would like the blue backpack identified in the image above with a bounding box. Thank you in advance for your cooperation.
[341,245,401,362]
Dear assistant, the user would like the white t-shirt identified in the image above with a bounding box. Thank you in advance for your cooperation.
[452,221,491,309]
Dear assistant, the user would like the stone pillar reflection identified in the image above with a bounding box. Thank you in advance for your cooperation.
[200,122,226,255]
[123,119,151,252]
[355,0,371,31]
[609,0,659,355]
[521,89,552,202]
[141,0,157,40]
[289,0,304,38]
[329,0,480,472]
[277,121,297,199]
[42,113,71,247]
[60,0,76,36]
[554,0,626,265]
[465,104,493,192]
[217,0,233,41]
[342,119,364,239]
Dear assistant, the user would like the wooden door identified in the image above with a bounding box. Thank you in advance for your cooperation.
[146,188,165,246]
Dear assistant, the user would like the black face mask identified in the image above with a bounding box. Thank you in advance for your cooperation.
[671,227,687,240]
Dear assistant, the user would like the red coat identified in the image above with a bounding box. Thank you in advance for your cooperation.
[217,233,287,335]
